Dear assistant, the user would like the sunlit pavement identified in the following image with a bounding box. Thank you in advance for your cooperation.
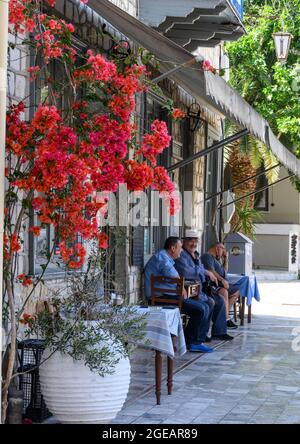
[113,281,300,424]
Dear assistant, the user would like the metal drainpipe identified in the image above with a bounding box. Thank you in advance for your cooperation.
[0,0,9,424]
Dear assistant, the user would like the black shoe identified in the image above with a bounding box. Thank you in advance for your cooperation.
[227,319,238,329]
[205,336,212,342]
[212,334,234,341]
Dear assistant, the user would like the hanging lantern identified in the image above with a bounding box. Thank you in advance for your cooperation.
[272,31,293,66]
[187,102,203,132]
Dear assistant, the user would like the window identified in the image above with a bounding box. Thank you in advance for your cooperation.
[29,219,64,275]
[254,170,269,212]
[29,42,87,276]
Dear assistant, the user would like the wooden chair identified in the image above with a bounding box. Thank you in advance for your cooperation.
[233,296,253,326]
[233,296,245,326]
[150,276,201,328]
[150,275,185,310]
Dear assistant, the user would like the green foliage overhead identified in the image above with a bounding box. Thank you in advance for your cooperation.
[226,0,300,157]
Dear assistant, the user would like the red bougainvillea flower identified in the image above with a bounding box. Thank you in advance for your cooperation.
[31,105,61,133]
[202,60,212,70]
[27,66,41,81]
[32,197,43,210]
[97,232,108,249]
[124,160,154,191]
[25,18,36,32]
[5,3,179,271]
[75,52,117,83]
[172,108,186,120]
[19,313,35,325]
[10,234,21,252]
[17,275,33,287]
[152,167,180,215]
[8,0,26,33]
[137,120,171,166]
[5,91,177,267]
[169,192,181,216]
[202,60,216,74]
[59,242,86,269]
[29,226,41,237]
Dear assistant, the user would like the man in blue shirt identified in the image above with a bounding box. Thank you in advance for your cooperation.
[144,237,213,353]
[201,243,240,329]
[175,230,233,341]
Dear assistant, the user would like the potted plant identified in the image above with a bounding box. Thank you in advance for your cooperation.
[21,246,147,424]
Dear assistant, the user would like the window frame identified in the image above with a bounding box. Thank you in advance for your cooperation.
[254,169,269,212]
[28,40,87,277]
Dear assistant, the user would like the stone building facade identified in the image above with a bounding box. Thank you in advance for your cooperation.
[7,0,225,308]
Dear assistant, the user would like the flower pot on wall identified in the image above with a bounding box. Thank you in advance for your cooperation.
[39,349,130,424]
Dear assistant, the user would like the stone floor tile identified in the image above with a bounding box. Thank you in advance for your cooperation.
[113,283,300,425]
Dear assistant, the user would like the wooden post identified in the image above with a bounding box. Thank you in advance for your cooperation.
[167,336,176,395]
[155,350,162,405]
[240,297,245,326]
[248,304,252,324]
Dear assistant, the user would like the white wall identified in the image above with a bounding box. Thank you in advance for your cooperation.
[259,167,300,224]
[193,45,222,71]
[108,0,138,17]
[253,234,289,270]
[253,167,300,271]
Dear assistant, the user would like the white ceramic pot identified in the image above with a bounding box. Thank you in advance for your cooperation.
[39,348,131,424]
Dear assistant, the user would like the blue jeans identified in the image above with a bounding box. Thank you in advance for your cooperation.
[204,294,227,336]
[150,295,210,348]
[182,298,210,348]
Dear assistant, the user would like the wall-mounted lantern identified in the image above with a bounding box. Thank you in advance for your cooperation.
[187,102,203,132]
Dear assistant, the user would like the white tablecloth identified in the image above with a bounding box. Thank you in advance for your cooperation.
[133,307,187,358]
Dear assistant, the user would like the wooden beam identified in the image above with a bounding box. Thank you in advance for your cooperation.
[139,0,224,28]
[157,5,227,33]
[166,22,239,39]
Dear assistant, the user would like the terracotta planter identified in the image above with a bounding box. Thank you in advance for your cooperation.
[39,348,130,424]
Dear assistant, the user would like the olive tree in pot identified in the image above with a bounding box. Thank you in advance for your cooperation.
[23,247,146,424]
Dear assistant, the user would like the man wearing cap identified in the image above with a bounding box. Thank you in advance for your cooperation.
[144,236,214,353]
[201,243,240,329]
[174,230,233,341]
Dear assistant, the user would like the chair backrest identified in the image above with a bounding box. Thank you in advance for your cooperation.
[150,275,185,310]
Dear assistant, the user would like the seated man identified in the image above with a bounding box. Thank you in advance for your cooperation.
[174,230,233,341]
[144,236,213,353]
[201,243,240,329]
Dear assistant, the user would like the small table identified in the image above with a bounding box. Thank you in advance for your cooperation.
[227,274,261,324]
[133,306,186,404]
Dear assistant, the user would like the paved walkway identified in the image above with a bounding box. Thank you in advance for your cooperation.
[113,281,300,424]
